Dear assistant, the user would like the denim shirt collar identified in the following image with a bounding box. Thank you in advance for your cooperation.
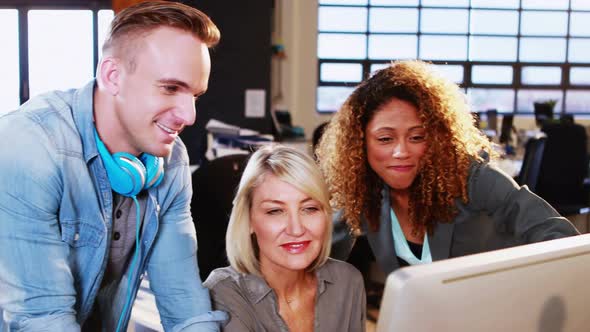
[242,261,336,304]
[71,79,99,164]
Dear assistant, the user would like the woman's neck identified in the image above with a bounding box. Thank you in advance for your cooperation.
[261,263,317,332]
[261,264,314,302]
[390,188,424,244]
[389,189,410,210]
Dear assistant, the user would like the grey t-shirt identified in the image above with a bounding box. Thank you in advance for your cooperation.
[204,258,366,332]
[84,193,147,331]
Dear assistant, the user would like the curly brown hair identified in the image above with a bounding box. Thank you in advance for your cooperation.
[316,60,496,235]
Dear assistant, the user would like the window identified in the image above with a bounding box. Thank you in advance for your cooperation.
[0,9,20,115]
[317,0,590,114]
[0,2,112,114]
[28,10,94,97]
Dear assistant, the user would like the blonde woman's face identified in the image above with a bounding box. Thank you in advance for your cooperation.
[365,97,428,192]
[249,174,326,276]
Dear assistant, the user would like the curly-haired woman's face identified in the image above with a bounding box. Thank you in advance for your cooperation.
[365,97,427,192]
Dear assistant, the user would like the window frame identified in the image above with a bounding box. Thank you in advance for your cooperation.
[0,0,111,104]
[317,1,590,114]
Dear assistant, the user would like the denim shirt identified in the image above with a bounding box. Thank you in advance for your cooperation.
[0,81,226,331]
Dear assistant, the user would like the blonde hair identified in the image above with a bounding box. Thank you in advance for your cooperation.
[226,145,333,275]
[317,60,496,235]
[102,1,220,71]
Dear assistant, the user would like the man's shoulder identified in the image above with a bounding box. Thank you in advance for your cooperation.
[0,90,83,154]
[3,90,78,136]
[164,137,190,170]
[20,89,76,119]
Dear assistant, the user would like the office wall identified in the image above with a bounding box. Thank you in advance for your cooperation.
[179,0,273,163]
[273,0,330,139]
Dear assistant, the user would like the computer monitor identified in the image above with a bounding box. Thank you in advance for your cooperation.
[376,234,590,332]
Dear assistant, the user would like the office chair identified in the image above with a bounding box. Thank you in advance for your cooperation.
[191,153,250,280]
[536,122,590,217]
[499,114,515,145]
[516,136,546,192]
[533,103,555,128]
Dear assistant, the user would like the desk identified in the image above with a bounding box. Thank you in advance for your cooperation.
[128,278,163,332]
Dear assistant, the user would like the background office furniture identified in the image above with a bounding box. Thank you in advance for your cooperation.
[534,102,555,127]
[179,0,273,164]
[515,136,546,192]
[191,153,250,281]
[499,114,515,145]
[486,109,498,133]
[536,123,590,216]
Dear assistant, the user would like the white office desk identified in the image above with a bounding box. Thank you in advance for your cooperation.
[128,278,163,332]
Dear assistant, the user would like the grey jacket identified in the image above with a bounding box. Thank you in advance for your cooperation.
[332,161,580,276]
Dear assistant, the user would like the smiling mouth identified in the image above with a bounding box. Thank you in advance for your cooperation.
[390,165,414,170]
[280,241,311,254]
[156,122,178,135]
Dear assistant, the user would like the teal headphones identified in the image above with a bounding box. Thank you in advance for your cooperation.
[93,128,164,197]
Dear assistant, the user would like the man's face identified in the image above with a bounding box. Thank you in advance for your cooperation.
[113,26,211,157]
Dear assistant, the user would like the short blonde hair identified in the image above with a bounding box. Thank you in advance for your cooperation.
[102,1,220,71]
[226,145,333,276]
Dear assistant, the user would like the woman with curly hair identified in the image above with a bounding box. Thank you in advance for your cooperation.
[316,60,579,275]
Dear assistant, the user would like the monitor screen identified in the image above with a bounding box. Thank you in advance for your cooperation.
[376,234,590,332]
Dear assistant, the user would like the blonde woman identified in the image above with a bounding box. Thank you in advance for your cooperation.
[317,60,579,276]
[204,145,366,331]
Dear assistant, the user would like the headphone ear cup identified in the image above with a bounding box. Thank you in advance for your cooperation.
[110,152,147,197]
[140,154,164,189]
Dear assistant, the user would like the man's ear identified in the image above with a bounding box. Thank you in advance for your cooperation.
[98,57,121,96]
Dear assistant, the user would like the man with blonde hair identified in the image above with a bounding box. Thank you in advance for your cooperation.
[0,1,226,330]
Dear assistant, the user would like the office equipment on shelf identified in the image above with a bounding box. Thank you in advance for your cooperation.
[376,234,590,332]
[205,118,260,137]
[270,108,304,140]
[205,119,273,158]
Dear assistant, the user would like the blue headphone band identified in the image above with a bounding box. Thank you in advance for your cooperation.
[93,128,164,196]
[140,153,164,189]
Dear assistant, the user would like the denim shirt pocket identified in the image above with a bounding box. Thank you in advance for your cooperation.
[61,219,105,248]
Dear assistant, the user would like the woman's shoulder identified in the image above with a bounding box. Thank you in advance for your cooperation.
[321,258,364,284]
[467,159,516,188]
[203,266,241,289]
